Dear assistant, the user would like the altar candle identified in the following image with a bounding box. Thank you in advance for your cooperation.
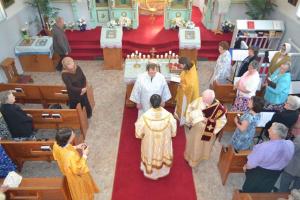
[175,55,179,59]
[161,55,164,59]
[127,55,130,59]
[131,53,135,58]
[147,55,150,59]
[172,53,175,58]
[139,53,142,58]
[156,55,159,59]
[165,53,168,58]
[143,55,146,59]
[169,51,172,55]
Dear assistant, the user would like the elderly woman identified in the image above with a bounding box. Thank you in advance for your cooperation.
[269,43,291,75]
[264,95,300,138]
[242,122,294,192]
[210,41,232,84]
[53,128,99,200]
[264,61,292,112]
[0,145,16,178]
[237,46,259,77]
[231,60,261,112]
[61,57,92,118]
[175,57,199,126]
[231,96,265,151]
[0,91,34,139]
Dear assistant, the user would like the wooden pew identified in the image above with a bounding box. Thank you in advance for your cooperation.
[218,146,250,185]
[0,83,95,110]
[0,140,54,171]
[0,177,72,200]
[25,104,88,139]
[212,81,236,104]
[232,189,289,200]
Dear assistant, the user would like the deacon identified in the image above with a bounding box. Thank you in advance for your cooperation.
[184,89,227,167]
[130,63,171,117]
[135,94,177,180]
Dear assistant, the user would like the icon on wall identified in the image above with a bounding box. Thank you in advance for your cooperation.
[1,0,14,8]
[288,0,298,6]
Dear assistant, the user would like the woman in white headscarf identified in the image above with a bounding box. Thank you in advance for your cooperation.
[268,43,291,75]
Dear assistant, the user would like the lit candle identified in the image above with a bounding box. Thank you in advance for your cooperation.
[139,53,142,58]
[161,55,164,59]
[156,55,159,59]
[135,50,138,55]
[175,55,179,59]
[165,53,168,58]
[127,54,130,59]
[172,53,175,58]
[147,55,150,59]
[131,53,135,58]
[143,55,146,59]
[169,51,172,55]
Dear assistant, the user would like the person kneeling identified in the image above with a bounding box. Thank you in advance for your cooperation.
[135,94,177,180]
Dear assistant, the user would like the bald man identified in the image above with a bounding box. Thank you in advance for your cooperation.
[184,89,227,167]
[52,17,71,71]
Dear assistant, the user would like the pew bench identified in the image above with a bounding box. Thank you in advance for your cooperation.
[218,146,251,185]
[232,189,289,200]
[0,177,72,200]
[212,81,236,104]
[0,83,95,110]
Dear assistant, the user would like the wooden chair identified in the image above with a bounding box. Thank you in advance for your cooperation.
[218,146,251,185]
[212,81,236,104]
[0,58,33,83]
[1,177,72,200]
[232,189,289,200]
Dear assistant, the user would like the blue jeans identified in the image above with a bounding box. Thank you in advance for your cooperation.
[279,171,300,192]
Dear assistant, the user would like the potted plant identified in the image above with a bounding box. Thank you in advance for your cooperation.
[245,0,277,20]
[25,0,60,33]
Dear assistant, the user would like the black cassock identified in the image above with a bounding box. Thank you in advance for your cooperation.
[62,66,92,118]
[0,104,34,138]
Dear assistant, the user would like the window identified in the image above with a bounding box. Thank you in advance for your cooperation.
[0,1,7,23]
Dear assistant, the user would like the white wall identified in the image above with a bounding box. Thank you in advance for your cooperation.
[0,1,41,82]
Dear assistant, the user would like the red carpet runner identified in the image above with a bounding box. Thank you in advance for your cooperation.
[112,107,197,200]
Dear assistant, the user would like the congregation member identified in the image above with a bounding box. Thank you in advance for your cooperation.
[242,122,294,193]
[0,90,34,139]
[0,112,11,140]
[135,94,177,180]
[210,41,232,84]
[184,89,227,167]
[279,134,300,192]
[264,61,291,112]
[61,57,93,118]
[291,114,300,138]
[231,60,261,112]
[264,95,300,138]
[53,128,99,200]
[237,46,259,77]
[52,17,71,71]
[174,57,199,126]
[130,63,171,117]
[231,96,265,151]
[268,43,291,75]
[0,144,16,178]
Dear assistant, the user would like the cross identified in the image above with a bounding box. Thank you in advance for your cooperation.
[149,47,157,58]
[207,124,214,131]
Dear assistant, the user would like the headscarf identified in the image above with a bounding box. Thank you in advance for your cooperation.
[282,43,292,55]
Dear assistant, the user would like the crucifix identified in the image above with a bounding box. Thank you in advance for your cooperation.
[149,47,157,58]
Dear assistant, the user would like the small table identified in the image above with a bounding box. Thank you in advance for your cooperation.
[124,58,180,107]
[178,27,201,64]
[100,27,123,70]
[15,36,55,72]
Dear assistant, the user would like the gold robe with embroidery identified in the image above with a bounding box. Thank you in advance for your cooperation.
[268,52,290,75]
[175,64,200,125]
[135,107,177,175]
[52,143,99,200]
[184,97,227,167]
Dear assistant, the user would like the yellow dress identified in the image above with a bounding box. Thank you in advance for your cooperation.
[52,143,99,200]
[268,52,290,75]
[175,64,199,125]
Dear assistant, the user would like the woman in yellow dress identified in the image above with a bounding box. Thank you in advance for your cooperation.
[53,129,99,200]
[174,57,200,126]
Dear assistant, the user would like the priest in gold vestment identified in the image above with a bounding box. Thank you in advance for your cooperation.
[135,94,177,180]
[53,129,99,200]
[175,57,199,126]
[184,89,227,167]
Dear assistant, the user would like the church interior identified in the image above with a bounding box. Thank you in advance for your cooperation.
[0,0,300,200]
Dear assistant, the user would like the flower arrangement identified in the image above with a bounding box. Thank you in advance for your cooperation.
[221,20,235,33]
[66,22,76,31]
[77,18,87,31]
[185,21,195,29]
[107,20,118,28]
[46,18,56,31]
[118,16,132,28]
[170,17,186,29]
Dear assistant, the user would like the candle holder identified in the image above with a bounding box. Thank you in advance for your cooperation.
[133,53,141,68]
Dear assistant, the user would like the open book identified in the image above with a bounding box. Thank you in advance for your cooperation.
[3,171,22,188]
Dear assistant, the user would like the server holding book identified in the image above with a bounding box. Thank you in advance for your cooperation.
[264,61,292,112]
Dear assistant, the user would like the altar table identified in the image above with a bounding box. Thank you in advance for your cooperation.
[124,58,180,107]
